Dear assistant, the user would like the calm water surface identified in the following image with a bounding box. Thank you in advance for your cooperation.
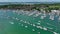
[0,9,59,34]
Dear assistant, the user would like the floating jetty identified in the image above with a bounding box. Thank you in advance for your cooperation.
[0,3,60,34]
[0,9,59,34]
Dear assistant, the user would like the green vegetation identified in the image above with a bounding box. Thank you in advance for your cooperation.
[0,4,60,12]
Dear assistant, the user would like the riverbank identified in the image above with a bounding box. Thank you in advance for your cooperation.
[0,4,60,12]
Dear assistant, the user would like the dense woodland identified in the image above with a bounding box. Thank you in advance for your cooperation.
[0,3,60,12]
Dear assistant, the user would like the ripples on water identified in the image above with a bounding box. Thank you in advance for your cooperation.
[0,9,60,34]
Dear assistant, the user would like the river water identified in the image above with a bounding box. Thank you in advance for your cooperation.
[0,9,59,34]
